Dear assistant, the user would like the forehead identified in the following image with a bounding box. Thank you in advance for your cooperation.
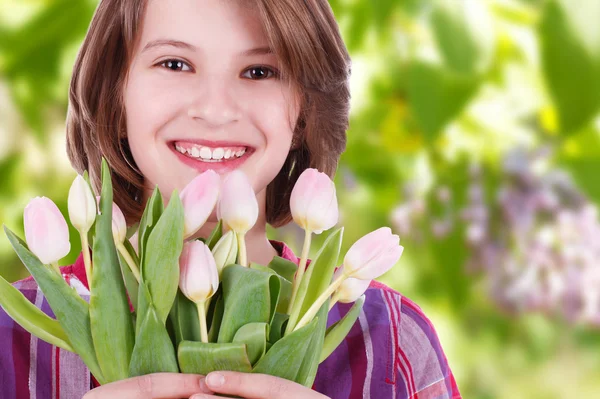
[138,0,268,54]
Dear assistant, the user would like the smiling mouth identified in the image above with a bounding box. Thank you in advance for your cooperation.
[171,141,252,163]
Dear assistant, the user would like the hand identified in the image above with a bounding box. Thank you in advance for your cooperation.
[82,372,213,399]
[189,371,330,399]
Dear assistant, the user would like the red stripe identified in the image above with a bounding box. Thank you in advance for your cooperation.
[382,291,397,385]
[55,345,61,398]
[343,303,367,398]
[12,322,31,398]
[390,293,417,397]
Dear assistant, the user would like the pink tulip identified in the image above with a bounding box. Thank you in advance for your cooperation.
[112,203,127,243]
[180,170,221,239]
[24,197,71,265]
[179,241,219,303]
[342,227,404,280]
[333,269,371,303]
[96,196,127,243]
[290,168,338,234]
[217,170,258,235]
[67,175,96,233]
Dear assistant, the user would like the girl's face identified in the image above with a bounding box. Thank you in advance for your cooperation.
[124,0,300,202]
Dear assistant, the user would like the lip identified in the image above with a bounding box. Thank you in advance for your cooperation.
[169,141,254,174]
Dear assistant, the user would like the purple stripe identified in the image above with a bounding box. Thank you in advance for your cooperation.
[362,288,394,397]
[0,307,17,399]
[313,302,352,398]
[401,301,452,393]
[36,296,55,398]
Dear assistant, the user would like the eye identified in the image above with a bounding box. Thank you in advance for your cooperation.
[157,59,193,72]
[242,66,278,80]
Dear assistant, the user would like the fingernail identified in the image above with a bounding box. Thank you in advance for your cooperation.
[207,372,225,387]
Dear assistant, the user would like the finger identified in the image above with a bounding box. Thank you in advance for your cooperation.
[199,371,326,399]
[82,373,213,399]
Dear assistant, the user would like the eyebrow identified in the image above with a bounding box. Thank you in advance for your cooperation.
[141,39,273,56]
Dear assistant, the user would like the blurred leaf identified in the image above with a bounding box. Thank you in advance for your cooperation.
[407,61,479,141]
[431,0,496,75]
[0,0,96,138]
[539,0,600,134]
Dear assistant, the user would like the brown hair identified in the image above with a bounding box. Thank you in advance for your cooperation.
[66,0,351,228]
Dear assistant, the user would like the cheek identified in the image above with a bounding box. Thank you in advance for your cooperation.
[243,86,298,142]
[124,72,189,137]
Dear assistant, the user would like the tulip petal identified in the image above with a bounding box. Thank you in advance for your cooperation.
[343,227,403,280]
[218,171,258,234]
[180,170,221,238]
[24,197,71,265]
[290,169,338,234]
[179,241,219,303]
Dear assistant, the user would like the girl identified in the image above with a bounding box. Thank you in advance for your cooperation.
[0,0,461,398]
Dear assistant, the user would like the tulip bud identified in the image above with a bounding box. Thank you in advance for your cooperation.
[68,175,97,233]
[343,227,404,280]
[211,230,238,275]
[218,170,258,235]
[179,241,219,303]
[333,269,371,303]
[24,197,71,265]
[112,203,127,244]
[96,196,127,244]
[290,168,338,234]
[180,170,221,239]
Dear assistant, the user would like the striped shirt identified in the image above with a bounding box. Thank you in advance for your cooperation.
[0,241,461,398]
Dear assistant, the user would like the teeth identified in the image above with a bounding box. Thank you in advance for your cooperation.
[213,148,224,160]
[175,144,247,161]
[199,147,212,159]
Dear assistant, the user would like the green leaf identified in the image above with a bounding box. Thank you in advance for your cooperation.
[320,296,365,363]
[0,274,73,352]
[218,265,280,343]
[168,289,201,348]
[268,313,289,345]
[4,226,104,384]
[539,0,600,134]
[249,262,291,314]
[137,186,164,272]
[142,193,184,325]
[205,220,223,250]
[252,316,320,386]
[431,0,495,75]
[207,291,224,343]
[297,228,344,323]
[232,322,269,365]
[178,341,252,375]
[267,256,298,282]
[406,61,479,141]
[89,159,135,383]
[297,302,329,387]
[129,284,179,376]
[116,239,139,313]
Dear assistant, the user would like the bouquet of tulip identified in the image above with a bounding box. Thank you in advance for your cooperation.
[0,158,403,387]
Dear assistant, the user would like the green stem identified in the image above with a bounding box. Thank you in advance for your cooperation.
[197,300,209,343]
[294,273,346,331]
[51,262,61,275]
[329,291,341,311]
[287,229,312,314]
[80,232,93,287]
[237,232,247,267]
[116,242,140,283]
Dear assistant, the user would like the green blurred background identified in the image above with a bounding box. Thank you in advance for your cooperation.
[2,0,600,397]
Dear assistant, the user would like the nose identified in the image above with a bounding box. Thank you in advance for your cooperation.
[187,78,242,127]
